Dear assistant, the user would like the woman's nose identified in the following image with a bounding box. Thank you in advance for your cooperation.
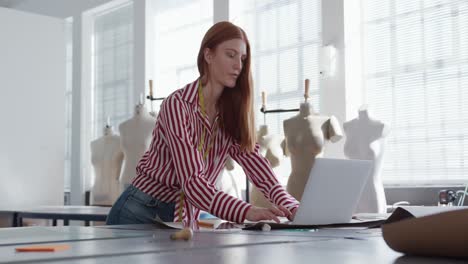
[234,58,242,70]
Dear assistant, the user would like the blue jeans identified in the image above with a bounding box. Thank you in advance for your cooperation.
[106,185,175,225]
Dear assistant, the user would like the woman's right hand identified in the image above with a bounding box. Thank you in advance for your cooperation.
[245,205,290,223]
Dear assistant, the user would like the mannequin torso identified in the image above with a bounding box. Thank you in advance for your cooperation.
[250,125,284,208]
[90,126,124,206]
[119,104,155,189]
[343,106,389,213]
[284,102,343,201]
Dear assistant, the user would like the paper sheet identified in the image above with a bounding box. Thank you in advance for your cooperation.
[382,208,468,259]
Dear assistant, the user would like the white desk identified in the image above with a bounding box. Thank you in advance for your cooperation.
[0,225,463,264]
[1,206,110,227]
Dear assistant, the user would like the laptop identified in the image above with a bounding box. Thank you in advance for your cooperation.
[291,158,373,225]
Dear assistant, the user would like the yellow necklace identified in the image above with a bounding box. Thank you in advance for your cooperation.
[178,80,220,222]
[197,80,219,160]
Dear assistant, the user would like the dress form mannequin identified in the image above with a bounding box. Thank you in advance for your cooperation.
[343,105,390,214]
[90,125,124,206]
[119,104,155,190]
[224,156,235,171]
[250,124,284,208]
[284,102,343,201]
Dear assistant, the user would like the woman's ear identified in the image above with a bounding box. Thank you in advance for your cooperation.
[204,48,212,64]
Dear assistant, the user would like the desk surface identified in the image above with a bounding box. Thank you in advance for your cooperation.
[3,206,110,214]
[0,225,464,264]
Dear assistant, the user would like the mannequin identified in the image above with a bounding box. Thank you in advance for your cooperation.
[119,103,155,190]
[224,156,235,171]
[90,125,124,206]
[284,102,343,201]
[250,124,284,208]
[343,105,390,214]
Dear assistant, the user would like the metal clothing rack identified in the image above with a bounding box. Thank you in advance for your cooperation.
[260,107,300,114]
[145,80,165,114]
[146,95,165,101]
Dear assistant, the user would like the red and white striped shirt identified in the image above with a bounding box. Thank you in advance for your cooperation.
[133,79,299,224]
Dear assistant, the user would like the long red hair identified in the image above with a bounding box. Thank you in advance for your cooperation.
[197,21,255,152]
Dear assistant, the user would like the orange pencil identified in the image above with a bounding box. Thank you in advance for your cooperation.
[16,244,70,252]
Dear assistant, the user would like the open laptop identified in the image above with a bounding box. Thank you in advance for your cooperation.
[291,158,373,225]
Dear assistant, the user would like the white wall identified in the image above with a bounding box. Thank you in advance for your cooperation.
[0,7,65,209]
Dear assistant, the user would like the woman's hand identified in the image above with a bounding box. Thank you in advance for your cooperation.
[245,205,292,223]
[288,207,298,221]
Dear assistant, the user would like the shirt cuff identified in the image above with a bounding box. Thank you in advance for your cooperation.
[269,184,300,210]
[210,191,252,223]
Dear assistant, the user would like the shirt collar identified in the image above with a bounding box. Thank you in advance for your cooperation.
[181,78,200,104]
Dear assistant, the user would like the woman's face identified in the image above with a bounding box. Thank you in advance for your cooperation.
[206,38,247,88]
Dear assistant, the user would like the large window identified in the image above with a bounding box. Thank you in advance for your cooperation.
[91,2,134,139]
[87,2,134,189]
[151,0,213,105]
[230,0,322,184]
[361,0,468,185]
[230,0,322,137]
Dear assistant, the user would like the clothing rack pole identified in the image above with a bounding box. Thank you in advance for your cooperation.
[260,107,300,114]
[146,96,166,101]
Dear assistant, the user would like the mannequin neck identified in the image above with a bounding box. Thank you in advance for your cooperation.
[258,125,269,137]
[299,102,312,117]
[358,109,369,120]
[134,104,148,117]
[104,125,114,136]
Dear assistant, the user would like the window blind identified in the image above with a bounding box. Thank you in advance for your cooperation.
[151,0,213,110]
[230,0,322,137]
[229,0,322,184]
[362,0,468,185]
[92,2,134,140]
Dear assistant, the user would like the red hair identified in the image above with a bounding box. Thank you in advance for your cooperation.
[197,21,255,152]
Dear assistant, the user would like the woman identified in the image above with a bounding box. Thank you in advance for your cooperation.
[106,21,299,227]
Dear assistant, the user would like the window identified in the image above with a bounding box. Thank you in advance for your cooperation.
[85,2,133,189]
[91,2,134,139]
[151,0,213,108]
[361,0,468,185]
[230,0,322,183]
[230,0,322,136]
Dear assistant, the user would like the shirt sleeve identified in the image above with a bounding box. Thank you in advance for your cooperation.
[159,96,251,223]
[229,142,299,211]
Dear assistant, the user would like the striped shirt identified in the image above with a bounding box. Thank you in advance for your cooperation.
[132,79,299,224]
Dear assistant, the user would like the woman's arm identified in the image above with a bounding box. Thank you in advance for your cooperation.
[229,143,300,213]
[159,96,251,223]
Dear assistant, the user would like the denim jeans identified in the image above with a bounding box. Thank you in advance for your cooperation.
[106,185,175,225]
